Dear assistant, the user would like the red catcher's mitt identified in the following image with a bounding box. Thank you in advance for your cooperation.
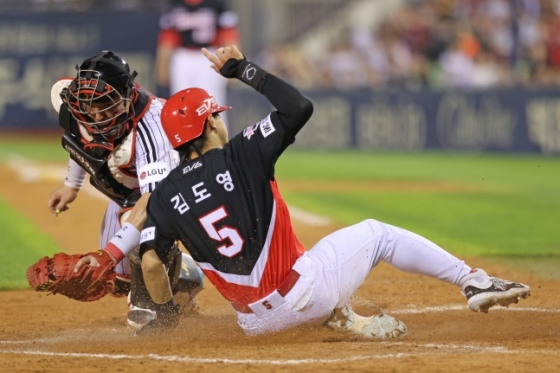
[26,251,116,302]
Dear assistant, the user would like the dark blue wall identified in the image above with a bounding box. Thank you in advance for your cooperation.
[0,11,159,131]
[227,87,560,154]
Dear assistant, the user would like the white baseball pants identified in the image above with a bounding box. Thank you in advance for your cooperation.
[237,219,472,335]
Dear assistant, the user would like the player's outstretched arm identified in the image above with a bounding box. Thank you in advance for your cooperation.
[202,45,313,137]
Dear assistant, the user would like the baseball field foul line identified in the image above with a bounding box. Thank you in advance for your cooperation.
[0,343,529,365]
[390,305,560,314]
[4,158,332,226]
[347,297,560,314]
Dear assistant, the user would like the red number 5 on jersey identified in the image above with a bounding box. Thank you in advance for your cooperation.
[199,206,245,257]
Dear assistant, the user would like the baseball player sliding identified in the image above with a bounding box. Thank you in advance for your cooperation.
[137,45,531,338]
[30,51,204,330]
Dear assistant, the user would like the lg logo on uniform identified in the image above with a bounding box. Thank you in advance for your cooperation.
[140,168,167,180]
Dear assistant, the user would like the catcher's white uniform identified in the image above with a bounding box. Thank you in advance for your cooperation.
[94,97,179,276]
[53,80,179,276]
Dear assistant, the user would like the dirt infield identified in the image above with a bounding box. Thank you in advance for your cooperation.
[1,162,559,373]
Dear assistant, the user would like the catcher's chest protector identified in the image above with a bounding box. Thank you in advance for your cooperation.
[59,90,153,207]
[61,132,136,207]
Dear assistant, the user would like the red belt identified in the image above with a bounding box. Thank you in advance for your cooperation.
[231,269,301,314]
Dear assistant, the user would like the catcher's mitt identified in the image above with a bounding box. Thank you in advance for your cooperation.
[26,251,116,302]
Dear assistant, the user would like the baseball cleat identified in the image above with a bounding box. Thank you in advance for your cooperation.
[461,269,531,313]
[326,306,407,340]
[127,307,157,331]
[126,293,157,331]
[130,299,181,336]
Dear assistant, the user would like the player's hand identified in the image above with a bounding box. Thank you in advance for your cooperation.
[48,185,79,217]
[73,250,117,273]
[202,45,244,74]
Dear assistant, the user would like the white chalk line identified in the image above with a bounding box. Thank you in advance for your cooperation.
[1,305,559,365]
[5,156,108,201]
[3,157,332,226]
[1,342,548,365]
[349,296,560,315]
[391,305,560,315]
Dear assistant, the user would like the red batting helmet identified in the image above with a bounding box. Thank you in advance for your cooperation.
[161,88,231,149]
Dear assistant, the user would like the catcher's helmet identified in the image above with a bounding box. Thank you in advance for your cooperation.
[161,87,231,149]
[61,51,138,140]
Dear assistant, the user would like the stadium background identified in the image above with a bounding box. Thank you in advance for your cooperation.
[1,0,559,153]
[0,1,559,372]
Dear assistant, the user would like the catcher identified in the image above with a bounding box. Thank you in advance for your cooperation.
[26,51,203,331]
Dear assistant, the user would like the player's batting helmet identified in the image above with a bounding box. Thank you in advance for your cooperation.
[161,87,231,149]
[61,51,138,141]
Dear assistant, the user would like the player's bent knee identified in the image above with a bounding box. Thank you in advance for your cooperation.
[141,250,164,274]
[359,218,384,231]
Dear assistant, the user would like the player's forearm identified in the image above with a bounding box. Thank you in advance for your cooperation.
[223,58,313,136]
[141,249,173,304]
[103,193,150,263]
[259,74,314,136]
[124,192,151,229]
[63,158,87,190]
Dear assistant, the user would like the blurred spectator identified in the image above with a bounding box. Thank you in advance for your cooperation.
[324,37,369,89]
[31,0,88,11]
[471,51,508,88]
[544,3,560,68]
[456,22,480,60]
[28,0,160,11]
[256,44,315,89]
[258,0,560,90]
[18,0,560,90]
[439,40,474,88]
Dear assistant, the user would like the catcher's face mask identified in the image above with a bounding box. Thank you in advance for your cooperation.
[63,76,132,140]
[61,51,138,143]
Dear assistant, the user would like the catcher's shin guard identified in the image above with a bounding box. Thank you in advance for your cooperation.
[127,246,174,330]
[127,246,204,329]
[127,247,161,317]
[112,274,131,297]
[172,252,204,295]
[168,249,204,314]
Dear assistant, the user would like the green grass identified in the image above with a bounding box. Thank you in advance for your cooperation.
[0,135,66,289]
[0,135,66,162]
[0,197,60,289]
[1,137,559,288]
[276,150,560,258]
